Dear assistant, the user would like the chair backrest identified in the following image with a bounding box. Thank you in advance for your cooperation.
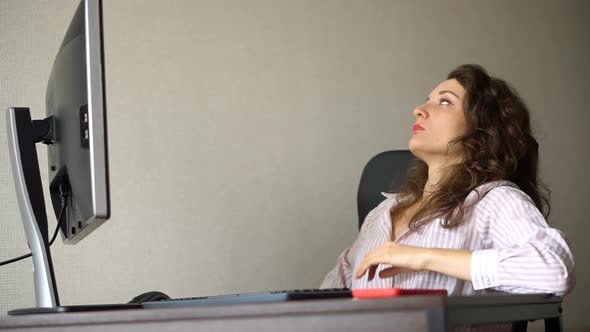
[356,150,415,229]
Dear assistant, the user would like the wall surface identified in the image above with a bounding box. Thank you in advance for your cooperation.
[1,1,588,330]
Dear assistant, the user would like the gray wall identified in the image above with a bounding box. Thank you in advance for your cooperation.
[1,0,588,330]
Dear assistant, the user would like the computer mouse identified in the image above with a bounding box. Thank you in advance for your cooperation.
[129,291,171,304]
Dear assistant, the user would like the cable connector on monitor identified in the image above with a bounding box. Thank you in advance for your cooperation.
[32,116,56,145]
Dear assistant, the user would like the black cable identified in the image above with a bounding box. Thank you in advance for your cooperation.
[0,252,31,267]
[0,201,67,267]
[48,203,66,246]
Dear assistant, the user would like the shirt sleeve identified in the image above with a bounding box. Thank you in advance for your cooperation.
[470,186,575,296]
[320,195,397,289]
[320,247,352,288]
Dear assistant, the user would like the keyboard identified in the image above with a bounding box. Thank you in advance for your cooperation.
[142,288,352,308]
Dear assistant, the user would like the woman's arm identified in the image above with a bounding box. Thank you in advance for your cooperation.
[357,186,575,296]
[422,248,472,281]
[355,242,473,281]
[469,186,575,295]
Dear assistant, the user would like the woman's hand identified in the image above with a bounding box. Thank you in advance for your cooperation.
[355,242,430,281]
[356,242,474,282]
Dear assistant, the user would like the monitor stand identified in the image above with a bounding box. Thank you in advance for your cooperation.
[5,107,141,315]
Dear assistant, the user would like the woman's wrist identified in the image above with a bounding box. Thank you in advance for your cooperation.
[420,247,473,281]
[420,247,436,271]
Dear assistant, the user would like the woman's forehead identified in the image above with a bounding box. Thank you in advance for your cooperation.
[432,79,465,99]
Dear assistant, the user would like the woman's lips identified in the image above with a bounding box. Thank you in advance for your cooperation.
[413,124,425,133]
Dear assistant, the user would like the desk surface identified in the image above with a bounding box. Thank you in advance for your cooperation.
[0,294,562,332]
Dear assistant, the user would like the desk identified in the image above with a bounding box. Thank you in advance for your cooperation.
[0,294,562,332]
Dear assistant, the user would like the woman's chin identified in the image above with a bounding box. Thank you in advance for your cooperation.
[409,137,423,154]
[409,139,434,161]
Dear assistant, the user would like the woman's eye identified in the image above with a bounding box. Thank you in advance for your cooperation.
[440,99,451,105]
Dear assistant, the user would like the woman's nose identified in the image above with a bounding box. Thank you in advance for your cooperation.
[413,104,427,119]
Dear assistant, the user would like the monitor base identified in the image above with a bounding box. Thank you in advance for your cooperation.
[8,303,142,315]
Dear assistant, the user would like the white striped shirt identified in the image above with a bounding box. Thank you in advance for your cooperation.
[320,180,575,331]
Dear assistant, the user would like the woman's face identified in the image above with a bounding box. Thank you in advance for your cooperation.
[409,78,468,164]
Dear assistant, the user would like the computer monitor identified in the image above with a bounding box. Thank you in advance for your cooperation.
[45,0,109,244]
[5,0,130,314]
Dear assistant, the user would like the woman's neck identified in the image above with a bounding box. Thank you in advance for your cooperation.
[423,157,460,199]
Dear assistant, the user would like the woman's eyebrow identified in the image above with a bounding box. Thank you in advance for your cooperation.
[425,90,460,101]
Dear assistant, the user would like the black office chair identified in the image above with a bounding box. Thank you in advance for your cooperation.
[355,149,563,332]
[357,149,415,230]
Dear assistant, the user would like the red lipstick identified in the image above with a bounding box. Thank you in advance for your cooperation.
[413,123,425,132]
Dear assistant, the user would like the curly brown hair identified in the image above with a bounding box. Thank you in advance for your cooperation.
[390,64,551,233]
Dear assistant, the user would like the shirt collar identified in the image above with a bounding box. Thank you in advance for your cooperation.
[380,191,398,199]
[379,180,518,200]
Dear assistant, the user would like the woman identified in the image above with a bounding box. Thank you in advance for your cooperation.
[321,65,575,326]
